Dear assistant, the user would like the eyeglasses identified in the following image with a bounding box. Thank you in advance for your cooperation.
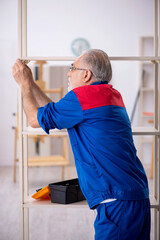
[69,65,88,72]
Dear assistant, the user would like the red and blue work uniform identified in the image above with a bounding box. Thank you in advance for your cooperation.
[38,81,150,239]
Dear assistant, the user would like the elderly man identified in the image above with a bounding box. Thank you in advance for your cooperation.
[12,49,150,240]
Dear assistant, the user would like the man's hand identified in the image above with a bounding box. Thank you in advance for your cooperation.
[12,59,52,128]
[12,59,40,128]
[12,59,33,90]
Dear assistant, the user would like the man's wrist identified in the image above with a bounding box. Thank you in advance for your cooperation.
[21,82,31,95]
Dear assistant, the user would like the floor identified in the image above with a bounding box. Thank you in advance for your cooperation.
[0,166,94,240]
[0,166,155,240]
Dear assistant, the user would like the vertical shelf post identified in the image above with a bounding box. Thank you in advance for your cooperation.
[154,0,160,239]
[158,0,160,238]
[18,0,29,239]
[18,0,24,239]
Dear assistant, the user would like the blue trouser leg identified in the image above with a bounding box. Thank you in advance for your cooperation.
[94,199,150,240]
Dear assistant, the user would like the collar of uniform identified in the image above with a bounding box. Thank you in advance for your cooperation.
[91,81,108,85]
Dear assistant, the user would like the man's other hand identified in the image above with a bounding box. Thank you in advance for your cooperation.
[12,59,33,89]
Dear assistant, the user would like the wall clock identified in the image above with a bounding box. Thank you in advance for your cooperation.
[71,38,90,56]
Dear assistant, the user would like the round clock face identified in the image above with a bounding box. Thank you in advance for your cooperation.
[71,38,90,56]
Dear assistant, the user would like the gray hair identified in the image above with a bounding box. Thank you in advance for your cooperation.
[81,49,112,83]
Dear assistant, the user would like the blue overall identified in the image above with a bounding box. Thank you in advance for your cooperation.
[94,199,150,240]
[37,81,150,239]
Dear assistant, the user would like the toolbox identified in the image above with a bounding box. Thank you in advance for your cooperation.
[49,178,85,204]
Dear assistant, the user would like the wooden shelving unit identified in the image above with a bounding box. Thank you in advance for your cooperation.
[138,37,155,166]
[18,0,160,239]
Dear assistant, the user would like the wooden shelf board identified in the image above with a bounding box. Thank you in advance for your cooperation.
[150,195,159,208]
[28,155,66,162]
[23,126,160,136]
[24,196,88,209]
[23,127,68,136]
[24,56,160,61]
[132,127,160,135]
[28,162,69,167]
[23,195,158,209]
[28,155,69,167]
[141,88,154,92]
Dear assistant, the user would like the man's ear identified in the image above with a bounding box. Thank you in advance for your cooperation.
[83,70,92,83]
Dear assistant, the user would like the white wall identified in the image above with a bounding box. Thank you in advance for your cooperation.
[0,0,154,166]
[0,0,18,166]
